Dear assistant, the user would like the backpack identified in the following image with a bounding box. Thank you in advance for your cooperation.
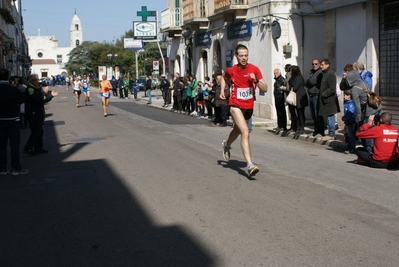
[354,85,381,109]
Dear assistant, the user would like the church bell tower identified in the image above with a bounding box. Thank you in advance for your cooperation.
[70,9,83,48]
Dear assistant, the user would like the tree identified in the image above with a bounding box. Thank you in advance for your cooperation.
[65,30,168,79]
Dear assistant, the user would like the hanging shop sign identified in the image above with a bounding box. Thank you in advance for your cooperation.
[227,21,252,40]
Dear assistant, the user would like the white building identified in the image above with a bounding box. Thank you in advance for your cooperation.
[161,0,399,126]
[27,11,83,78]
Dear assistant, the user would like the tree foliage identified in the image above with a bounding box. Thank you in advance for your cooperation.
[65,29,167,79]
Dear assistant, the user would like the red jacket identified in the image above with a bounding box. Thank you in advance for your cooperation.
[356,123,399,162]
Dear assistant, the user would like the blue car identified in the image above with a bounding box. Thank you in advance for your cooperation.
[136,77,146,91]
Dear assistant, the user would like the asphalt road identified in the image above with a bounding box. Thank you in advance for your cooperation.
[0,86,398,267]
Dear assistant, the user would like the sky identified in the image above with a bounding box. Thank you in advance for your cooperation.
[22,0,167,47]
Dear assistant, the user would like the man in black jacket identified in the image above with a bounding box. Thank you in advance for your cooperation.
[273,68,287,135]
[159,74,170,107]
[0,69,28,176]
[24,74,58,155]
[305,59,324,136]
[318,59,340,141]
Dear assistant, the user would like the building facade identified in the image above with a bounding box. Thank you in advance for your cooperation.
[161,0,399,126]
[27,11,83,78]
[0,0,30,76]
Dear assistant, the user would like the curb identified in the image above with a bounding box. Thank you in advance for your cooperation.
[269,129,348,150]
[133,93,348,150]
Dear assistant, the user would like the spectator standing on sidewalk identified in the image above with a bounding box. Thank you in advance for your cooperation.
[280,64,297,133]
[110,75,118,97]
[17,77,28,128]
[171,73,183,112]
[203,76,213,119]
[318,59,340,141]
[214,73,230,127]
[24,74,58,155]
[273,68,287,135]
[289,65,308,139]
[305,59,323,137]
[145,75,152,105]
[339,64,353,91]
[159,74,170,107]
[122,77,129,99]
[342,90,357,153]
[353,61,373,90]
[0,69,28,176]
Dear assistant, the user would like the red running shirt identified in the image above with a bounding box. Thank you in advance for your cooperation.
[225,63,262,109]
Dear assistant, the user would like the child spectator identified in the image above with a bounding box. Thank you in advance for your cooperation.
[196,82,205,118]
[342,90,357,153]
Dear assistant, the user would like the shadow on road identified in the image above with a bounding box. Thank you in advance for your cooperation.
[0,118,215,266]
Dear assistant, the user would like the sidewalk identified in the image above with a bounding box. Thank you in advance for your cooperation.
[134,90,348,151]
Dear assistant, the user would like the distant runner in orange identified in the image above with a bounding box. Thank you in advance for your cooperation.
[99,75,112,117]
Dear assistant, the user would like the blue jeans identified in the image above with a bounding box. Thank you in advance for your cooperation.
[132,86,138,99]
[0,120,22,170]
[327,115,336,137]
[198,105,204,116]
[146,89,152,104]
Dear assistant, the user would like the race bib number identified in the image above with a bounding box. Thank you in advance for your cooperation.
[237,87,253,100]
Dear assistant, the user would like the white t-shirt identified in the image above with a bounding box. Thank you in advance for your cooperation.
[74,80,81,91]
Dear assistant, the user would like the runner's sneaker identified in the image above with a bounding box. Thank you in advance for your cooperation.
[11,169,29,176]
[247,164,259,177]
[0,169,10,176]
[222,140,231,161]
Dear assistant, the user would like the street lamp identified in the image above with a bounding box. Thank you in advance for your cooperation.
[181,28,193,75]
[107,53,118,79]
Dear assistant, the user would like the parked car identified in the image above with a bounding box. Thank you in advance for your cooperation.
[39,77,51,86]
[136,76,160,90]
[136,77,146,91]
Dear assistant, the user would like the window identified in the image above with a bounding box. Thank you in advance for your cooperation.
[57,55,62,64]
[37,52,43,58]
[75,24,79,30]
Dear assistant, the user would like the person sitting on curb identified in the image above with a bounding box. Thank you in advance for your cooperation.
[355,112,399,169]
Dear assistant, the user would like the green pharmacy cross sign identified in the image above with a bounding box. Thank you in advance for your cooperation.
[137,6,156,22]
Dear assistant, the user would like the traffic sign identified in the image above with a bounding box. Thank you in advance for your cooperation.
[153,61,159,71]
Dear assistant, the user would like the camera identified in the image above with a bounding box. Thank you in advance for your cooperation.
[373,114,381,125]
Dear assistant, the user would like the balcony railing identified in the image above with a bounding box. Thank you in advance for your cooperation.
[182,0,208,23]
[161,8,182,30]
[215,0,248,10]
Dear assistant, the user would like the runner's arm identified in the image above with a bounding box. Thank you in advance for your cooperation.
[220,75,226,100]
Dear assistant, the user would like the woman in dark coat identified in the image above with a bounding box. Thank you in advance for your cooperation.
[289,65,308,139]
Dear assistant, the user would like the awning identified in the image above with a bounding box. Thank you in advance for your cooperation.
[309,0,371,13]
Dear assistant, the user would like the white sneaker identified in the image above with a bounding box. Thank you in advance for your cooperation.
[248,164,259,177]
[222,140,231,161]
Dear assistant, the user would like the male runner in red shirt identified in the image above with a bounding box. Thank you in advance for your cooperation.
[220,44,268,177]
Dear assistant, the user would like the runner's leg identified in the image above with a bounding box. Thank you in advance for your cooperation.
[227,107,251,164]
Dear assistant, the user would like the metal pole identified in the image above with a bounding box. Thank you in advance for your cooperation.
[156,11,166,76]
[135,51,139,79]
